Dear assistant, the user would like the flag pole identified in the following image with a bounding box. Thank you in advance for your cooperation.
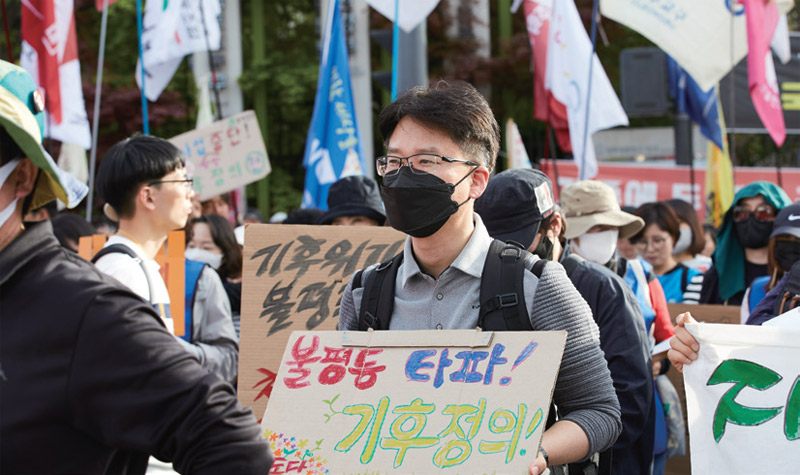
[198,0,223,120]
[86,0,110,223]
[579,0,599,181]
[136,0,149,134]
[391,0,399,100]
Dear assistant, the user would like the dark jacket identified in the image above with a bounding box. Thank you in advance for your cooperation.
[0,221,272,474]
[560,246,655,475]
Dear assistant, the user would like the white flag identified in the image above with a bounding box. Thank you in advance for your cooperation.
[545,0,627,180]
[136,0,221,101]
[365,0,440,33]
[599,0,794,92]
[506,119,532,169]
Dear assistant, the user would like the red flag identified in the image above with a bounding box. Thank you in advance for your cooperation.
[741,0,785,147]
[523,0,571,153]
[21,0,91,149]
[21,0,62,124]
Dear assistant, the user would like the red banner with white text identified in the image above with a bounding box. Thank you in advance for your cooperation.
[541,160,800,222]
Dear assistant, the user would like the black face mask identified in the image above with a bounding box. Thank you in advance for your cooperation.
[774,240,800,273]
[532,233,554,260]
[380,166,475,238]
[734,215,774,249]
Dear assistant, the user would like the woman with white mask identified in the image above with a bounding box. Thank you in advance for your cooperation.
[187,214,244,338]
[665,199,711,273]
[632,202,704,304]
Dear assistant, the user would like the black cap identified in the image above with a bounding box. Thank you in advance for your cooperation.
[475,168,556,249]
[317,175,386,225]
[771,203,800,239]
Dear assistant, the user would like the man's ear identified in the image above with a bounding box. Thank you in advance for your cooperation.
[13,159,38,199]
[549,211,563,238]
[469,166,490,200]
[137,183,158,212]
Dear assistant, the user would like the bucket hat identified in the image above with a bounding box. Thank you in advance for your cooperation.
[317,175,386,225]
[0,60,87,209]
[561,180,643,240]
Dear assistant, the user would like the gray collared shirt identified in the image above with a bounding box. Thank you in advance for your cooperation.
[338,214,622,457]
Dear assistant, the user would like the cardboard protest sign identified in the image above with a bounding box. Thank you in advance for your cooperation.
[239,224,405,417]
[169,110,271,201]
[683,323,800,474]
[78,231,186,336]
[261,330,566,474]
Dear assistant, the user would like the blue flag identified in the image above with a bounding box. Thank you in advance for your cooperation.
[667,56,724,150]
[301,0,365,210]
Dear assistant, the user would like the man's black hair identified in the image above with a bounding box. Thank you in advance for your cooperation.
[52,212,95,251]
[96,135,184,219]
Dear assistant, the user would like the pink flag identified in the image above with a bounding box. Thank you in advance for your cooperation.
[522,0,571,153]
[741,0,785,147]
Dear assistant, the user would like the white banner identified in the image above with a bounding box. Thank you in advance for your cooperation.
[599,0,794,92]
[683,322,800,474]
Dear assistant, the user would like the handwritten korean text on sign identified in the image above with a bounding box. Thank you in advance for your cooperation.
[238,224,405,418]
[169,110,271,201]
[683,323,800,474]
[261,330,566,473]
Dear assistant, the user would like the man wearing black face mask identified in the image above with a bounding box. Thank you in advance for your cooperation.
[476,168,654,475]
[337,82,622,475]
[699,181,791,305]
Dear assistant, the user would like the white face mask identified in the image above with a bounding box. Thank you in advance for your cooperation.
[672,225,692,255]
[0,158,22,230]
[185,247,223,270]
[571,229,620,265]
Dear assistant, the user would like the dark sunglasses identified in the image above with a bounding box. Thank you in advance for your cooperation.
[732,204,776,223]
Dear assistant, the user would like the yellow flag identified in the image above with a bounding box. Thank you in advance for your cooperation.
[705,90,734,227]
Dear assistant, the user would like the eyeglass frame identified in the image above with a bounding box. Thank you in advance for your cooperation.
[375,153,481,177]
[732,203,776,223]
[147,177,195,189]
[634,235,671,250]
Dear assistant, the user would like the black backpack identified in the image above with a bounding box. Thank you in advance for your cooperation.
[353,239,546,332]
[774,261,800,315]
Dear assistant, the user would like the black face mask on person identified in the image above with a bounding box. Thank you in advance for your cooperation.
[774,240,800,272]
[381,166,476,238]
[734,215,773,249]
[532,232,554,260]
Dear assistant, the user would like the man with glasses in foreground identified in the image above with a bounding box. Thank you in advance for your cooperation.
[94,135,238,384]
[338,81,621,475]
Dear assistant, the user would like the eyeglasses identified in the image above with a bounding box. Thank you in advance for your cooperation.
[732,204,776,223]
[376,153,480,177]
[635,236,669,250]
[148,178,195,189]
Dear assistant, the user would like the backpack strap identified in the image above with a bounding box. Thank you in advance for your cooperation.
[183,259,207,343]
[357,252,404,331]
[92,244,155,304]
[478,240,533,331]
[680,264,689,293]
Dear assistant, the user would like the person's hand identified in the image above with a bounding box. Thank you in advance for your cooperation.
[528,451,547,475]
[652,359,663,379]
[668,312,699,373]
